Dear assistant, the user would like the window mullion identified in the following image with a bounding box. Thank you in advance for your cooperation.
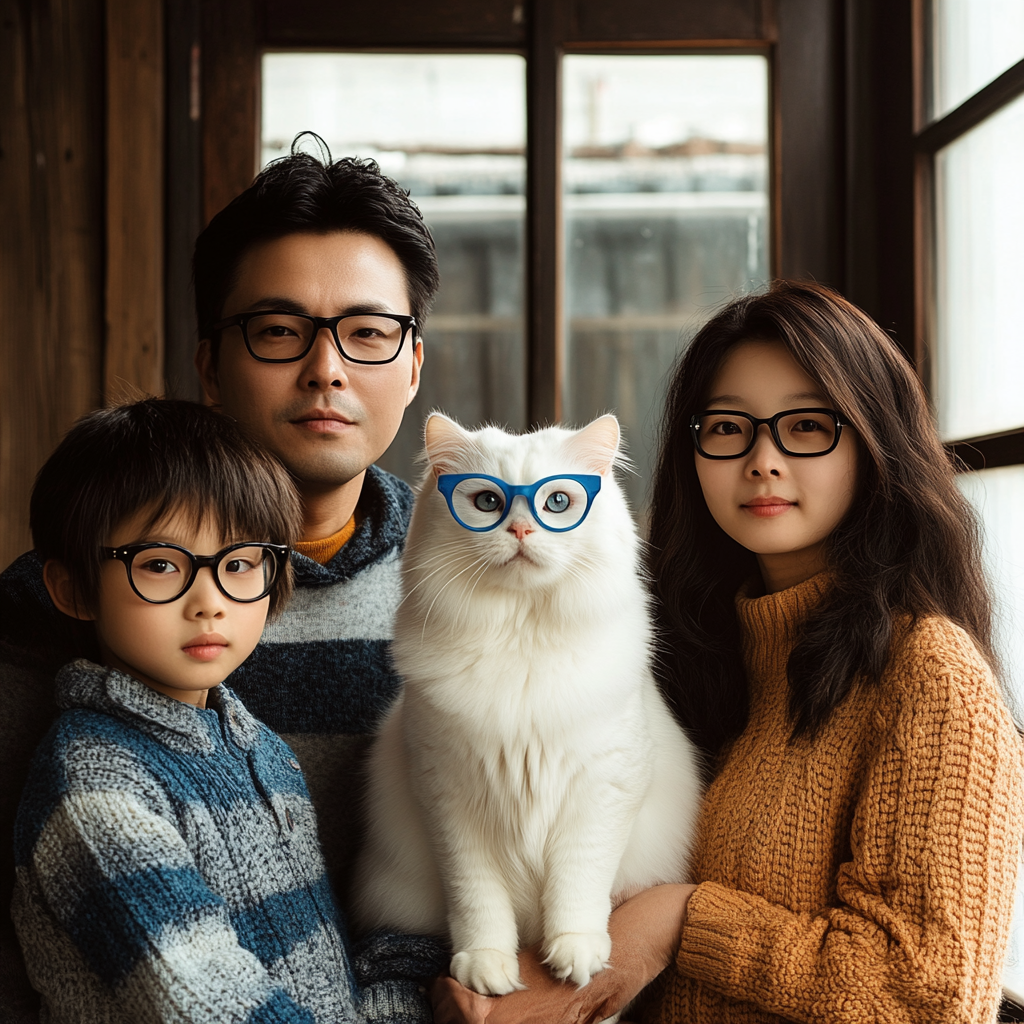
[525,0,566,426]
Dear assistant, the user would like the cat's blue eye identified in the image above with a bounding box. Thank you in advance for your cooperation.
[473,491,504,513]
[544,492,571,514]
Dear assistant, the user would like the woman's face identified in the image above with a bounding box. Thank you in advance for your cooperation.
[694,339,858,593]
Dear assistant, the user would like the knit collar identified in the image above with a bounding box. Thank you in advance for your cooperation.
[735,572,832,685]
[290,464,413,586]
[55,659,262,755]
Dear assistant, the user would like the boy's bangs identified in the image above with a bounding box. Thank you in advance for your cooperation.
[32,400,302,620]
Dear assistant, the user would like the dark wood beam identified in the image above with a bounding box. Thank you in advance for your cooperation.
[775,0,844,288]
[915,56,1024,154]
[260,0,526,48]
[565,0,769,41]
[165,0,204,400]
[201,0,259,225]
[106,0,165,399]
[950,428,1024,473]
[525,0,566,426]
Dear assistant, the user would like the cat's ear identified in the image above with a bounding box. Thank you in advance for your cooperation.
[566,414,621,476]
[424,413,472,477]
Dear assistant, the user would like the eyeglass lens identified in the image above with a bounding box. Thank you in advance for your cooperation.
[448,477,591,530]
[128,546,278,602]
[696,411,838,457]
[244,313,405,362]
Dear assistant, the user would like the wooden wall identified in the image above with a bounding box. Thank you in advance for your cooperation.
[0,0,163,572]
[106,0,165,400]
[1,0,105,571]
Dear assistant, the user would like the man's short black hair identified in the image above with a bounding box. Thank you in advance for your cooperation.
[193,138,440,352]
[31,399,302,617]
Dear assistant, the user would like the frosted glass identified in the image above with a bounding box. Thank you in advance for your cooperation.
[562,55,769,516]
[261,54,527,484]
[956,465,1024,708]
[262,54,525,164]
[934,92,1024,441]
[930,0,1024,120]
[957,465,1024,999]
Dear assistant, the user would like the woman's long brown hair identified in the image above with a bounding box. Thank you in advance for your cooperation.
[648,280,999,760]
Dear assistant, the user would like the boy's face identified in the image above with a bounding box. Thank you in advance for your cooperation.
[91,508,271,706]
[195,230,423,494]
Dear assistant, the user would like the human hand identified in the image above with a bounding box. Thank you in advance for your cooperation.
[430,884,697,1024]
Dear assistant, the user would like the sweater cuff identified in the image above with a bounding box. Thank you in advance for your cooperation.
[360,979,433,1024]
[676,881,776,995]
[351,931,450,986]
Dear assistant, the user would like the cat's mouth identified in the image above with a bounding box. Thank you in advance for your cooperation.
[501,547,536,566]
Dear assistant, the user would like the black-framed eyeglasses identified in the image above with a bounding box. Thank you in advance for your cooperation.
[690,408,847,460]
[208,310,417,364]
[103,542,289,604]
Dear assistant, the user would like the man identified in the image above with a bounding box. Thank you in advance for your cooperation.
[0,149,443,1022]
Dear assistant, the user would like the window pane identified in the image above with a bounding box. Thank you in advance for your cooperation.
[261,54,527,484]
[563,55,769,516]
[961,464,1024,1002]
[957,465,1024,707]
[934,92,1024,441]
[930,0,1024,121]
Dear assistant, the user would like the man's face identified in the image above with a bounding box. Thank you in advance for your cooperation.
[196,230,423,493]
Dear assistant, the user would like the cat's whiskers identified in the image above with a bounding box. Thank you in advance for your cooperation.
[400,545,488,606]
[400,559,472,607]
[444,560,494,638]
[421,555,492,639]
[402,539,479,573]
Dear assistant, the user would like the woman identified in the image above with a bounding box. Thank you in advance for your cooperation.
[432,281,1024,1024]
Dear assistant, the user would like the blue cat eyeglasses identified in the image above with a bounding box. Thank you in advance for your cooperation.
[437,474,602,533]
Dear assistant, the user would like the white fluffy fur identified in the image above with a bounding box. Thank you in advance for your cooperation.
[352,413,701,997]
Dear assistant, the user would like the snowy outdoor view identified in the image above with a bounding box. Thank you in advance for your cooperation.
[262,52,769,512]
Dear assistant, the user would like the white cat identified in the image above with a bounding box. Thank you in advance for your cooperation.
[352,413,701,997]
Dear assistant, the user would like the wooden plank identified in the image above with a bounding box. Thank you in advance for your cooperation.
[526,0,566,426]
[775,0,844,287]
[0,0,105,570]
[202,0,259,225]
[567,0,765,42]
[165,0,203,400]
[261,0,526,47]
[844,0,916,360]
[950,429,1024,473]
[915,56,1024,155]
[106,0,165,400]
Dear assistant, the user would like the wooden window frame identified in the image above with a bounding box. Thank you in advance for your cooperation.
[912,0,1024,472]
[174,0,846,426]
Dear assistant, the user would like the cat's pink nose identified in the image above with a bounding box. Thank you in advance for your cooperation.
[508,521,534,541]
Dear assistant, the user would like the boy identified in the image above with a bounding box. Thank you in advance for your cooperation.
[13,399,365,1023]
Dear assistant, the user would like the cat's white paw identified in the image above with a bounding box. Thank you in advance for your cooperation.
[450,949,526,996]
[543,931,612,987]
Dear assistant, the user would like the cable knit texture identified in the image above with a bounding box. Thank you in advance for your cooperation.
[13,659,364,1023]
[1,466,443,1023]
[651,573,1024,1024]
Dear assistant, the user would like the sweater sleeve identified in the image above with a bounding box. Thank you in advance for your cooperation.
[675,654,1024,1023]
[352,930,450,1024]
[15,783,316,1024]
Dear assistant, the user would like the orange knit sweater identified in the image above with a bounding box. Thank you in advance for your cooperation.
[652,573,1024,1023]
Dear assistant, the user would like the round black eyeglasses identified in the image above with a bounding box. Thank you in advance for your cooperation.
[104,542,289,604]
[209,310,417,365]
[690,408,847,460]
